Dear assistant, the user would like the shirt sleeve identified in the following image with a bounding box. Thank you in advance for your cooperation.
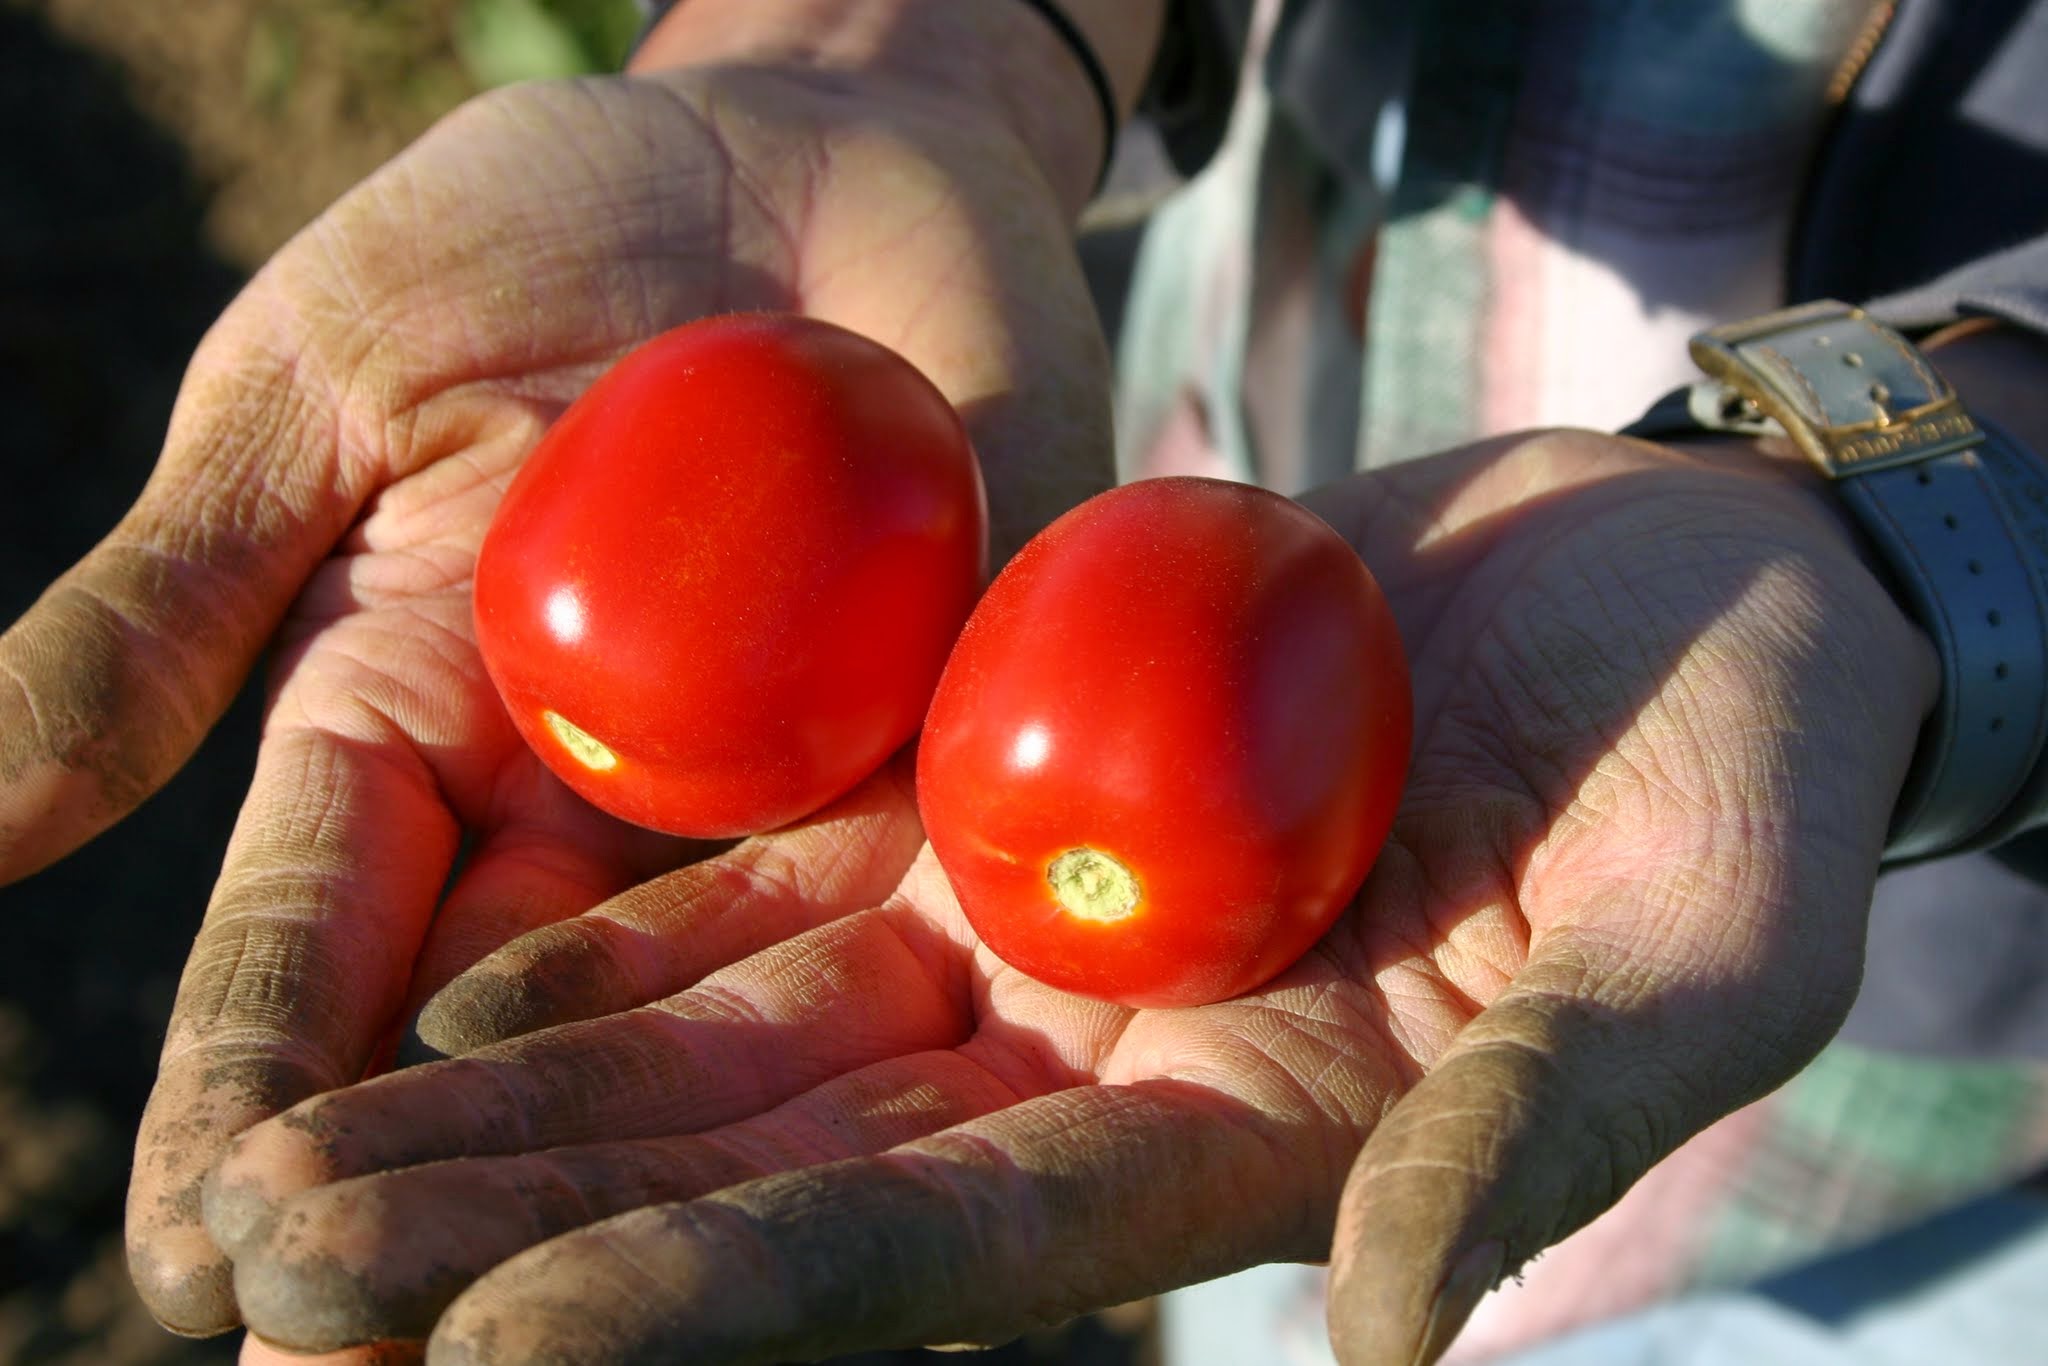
[1796,0,2048,335]
[1140,0,1254,176]
[1869,235,2048,339]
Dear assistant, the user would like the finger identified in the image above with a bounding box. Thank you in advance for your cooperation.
[203,902,970,1257]
[241,1335,422,1366]
[398,793,700,1031]
[0,313,362,885]
[230,1050,1020,1350]
[416,763,922,1053]
[427,1079,1353,1365]
[1324,924,1854,1366]
[126,723,459,1335]
[402,823,636,1023]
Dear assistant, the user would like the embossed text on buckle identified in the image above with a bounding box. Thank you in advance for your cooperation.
[1804,395,1984,478]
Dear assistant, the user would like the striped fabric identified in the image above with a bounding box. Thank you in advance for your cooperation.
[1120,0,1893,481]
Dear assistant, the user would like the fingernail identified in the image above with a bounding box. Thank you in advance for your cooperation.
[1410,1240,1504,1366]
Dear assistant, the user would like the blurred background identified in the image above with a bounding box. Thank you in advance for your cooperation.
[0,2,1151,1362]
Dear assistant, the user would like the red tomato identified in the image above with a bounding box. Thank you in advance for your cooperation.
[918,476,1408,1008]
[474,312,986,837]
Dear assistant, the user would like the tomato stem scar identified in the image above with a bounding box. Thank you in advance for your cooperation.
[1046,848,1140,922]
[543,710,618,771]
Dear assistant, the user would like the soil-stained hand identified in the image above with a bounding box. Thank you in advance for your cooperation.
[203,430,1933,1364]
[0,59,1110,1336]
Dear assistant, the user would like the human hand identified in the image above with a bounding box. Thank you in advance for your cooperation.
[2,6,1130,1334]
[196,428,1933,1363]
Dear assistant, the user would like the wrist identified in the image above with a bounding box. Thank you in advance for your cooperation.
[1622,302,2048,861]
[1654,431,1894,585]
[1920,320,2048,458]
[1701,320,2048,616]
[629,0,1164,218]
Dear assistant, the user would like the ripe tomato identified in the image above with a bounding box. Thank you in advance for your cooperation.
[918,476,1408,1008]
[474,312,986,837]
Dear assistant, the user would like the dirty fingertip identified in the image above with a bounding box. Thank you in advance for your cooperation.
[1410,1240,1504,1366]
[126,1233,240,1338]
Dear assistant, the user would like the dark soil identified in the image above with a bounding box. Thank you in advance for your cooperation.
[3,8,260,1359]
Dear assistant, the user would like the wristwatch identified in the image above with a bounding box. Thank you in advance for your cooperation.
[1625,300,2048,863]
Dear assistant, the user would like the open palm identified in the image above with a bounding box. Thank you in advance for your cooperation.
[199,429,1933,1365]
[0,65,1111,1336]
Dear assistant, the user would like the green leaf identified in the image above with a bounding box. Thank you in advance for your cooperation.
[541,0,646,72]
[456,0,597,87]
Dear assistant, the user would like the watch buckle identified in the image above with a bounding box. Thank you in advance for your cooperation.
[1688,302,1985,479]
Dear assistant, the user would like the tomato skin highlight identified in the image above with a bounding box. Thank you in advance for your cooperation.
[917,476,1410,1008]
[474,312,987,837]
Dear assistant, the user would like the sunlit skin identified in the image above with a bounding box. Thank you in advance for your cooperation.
[0,2,1998,1361]
[210,427,1928,1366]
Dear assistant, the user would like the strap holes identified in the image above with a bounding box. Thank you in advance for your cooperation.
[1917,470,1934,486]
[1997,662,2011,680]
[1992,717,2006,732]
[1969,559,1984,575]
[1989,609,2004,627]
[1944,513,1960,529]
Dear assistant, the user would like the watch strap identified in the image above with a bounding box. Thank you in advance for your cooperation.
[1836,431,2048,859]
[1944,418,2048,852]
[1627,302,2048,862]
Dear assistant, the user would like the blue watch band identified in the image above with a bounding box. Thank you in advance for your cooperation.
[1838,428,2048,859]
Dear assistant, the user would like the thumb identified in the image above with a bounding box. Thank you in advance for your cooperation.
[0,290,365,886]
[1325,929,1850,1366]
